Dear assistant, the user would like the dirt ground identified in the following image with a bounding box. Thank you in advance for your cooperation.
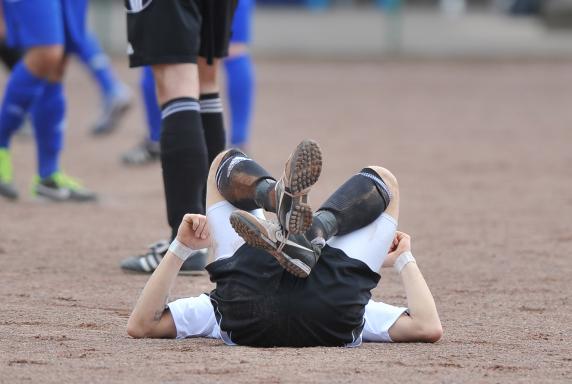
[0,58,571,383]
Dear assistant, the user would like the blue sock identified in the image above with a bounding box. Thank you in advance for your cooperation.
[0,61,48,148]
[224,54,255,147]
[141,66,161,143]
[78,32,119,103]
[31,82,65,179]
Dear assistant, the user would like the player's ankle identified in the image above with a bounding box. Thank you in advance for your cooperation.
[254,178,276,212]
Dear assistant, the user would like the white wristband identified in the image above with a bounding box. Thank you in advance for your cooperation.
[393,251,416,274]
[168,239,194,262]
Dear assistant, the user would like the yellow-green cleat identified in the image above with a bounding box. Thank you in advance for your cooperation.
[32,172,97,202]
[0,148,18,200]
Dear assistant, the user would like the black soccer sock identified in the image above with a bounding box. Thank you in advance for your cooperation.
[304,210,338,247]
[160,98,209,240]
[314,168,392,237]
[215,149,276,211]
[199,93,226,165]
[254,178,277,213]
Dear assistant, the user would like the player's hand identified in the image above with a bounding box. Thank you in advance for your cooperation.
[176,214,211,250]
[383,231,412,268]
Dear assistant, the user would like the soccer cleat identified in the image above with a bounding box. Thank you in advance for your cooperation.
[33,172,97,202]
[120,240,208,275]
[230,210,322,278]
[91,85,132,136]
[275,139,322,235]
[0,148,18,200]
[121,139,160,165]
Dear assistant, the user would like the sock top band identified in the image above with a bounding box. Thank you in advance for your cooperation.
[359,170,393,202]
[199,93,220,100]
[200,97,223,114]
[161,98,200,119]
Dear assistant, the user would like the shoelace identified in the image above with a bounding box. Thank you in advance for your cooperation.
[275,228,289,254]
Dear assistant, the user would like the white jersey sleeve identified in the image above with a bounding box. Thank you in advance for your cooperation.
[167,294,221,340]
[362,299,408,343]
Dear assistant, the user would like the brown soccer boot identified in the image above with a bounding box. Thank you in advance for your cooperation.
[275,139,322,235]
[230,210,321,278]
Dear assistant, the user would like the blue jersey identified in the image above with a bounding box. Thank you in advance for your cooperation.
[2,0,88,53]
[231,0,253,44]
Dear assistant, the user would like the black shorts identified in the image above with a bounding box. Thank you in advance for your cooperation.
[206,244,381,348]
[125,0,237,67]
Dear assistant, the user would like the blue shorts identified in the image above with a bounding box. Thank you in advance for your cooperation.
[231,0,253,44]
[2,0,87,53]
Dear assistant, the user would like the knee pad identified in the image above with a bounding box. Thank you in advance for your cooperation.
[319,167,391,236]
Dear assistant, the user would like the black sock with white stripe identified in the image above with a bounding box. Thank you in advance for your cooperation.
[200,93,226,165]
[316,168,392,236]
[160,97,208,240]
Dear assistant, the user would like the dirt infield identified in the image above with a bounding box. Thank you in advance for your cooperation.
[1,58,571,383]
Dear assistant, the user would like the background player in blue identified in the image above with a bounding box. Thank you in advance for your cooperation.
[0,0,96,202]
[225,0,255,151]
[76,29,132,136]
[0,0,132,137]
[61,0,131,136]
[121,0,255,165]
[121,66,160,165]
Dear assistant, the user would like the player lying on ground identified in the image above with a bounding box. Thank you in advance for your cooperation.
[127,140,443,346]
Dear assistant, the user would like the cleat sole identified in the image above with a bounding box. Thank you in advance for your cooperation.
[282,140,322,234]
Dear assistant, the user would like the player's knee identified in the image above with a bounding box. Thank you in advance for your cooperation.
[212,149,233,171]
[25,46,65,78]
[209,149,233,181]
[152,63,199,104]
[367,166,398,196]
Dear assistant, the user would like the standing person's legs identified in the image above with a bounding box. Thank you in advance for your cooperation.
[63,0,131,135]
[196,0,238,167]
[29,0,97,202]
[325,166,399,273]
[225,0,255,149]
[0,0,65,200]
[121,0,210,273]
[30,58,66,181]
[140,66,161,144]
[153,62,207,241]
[121,66,161,165]
[77,31,132,135]
[198,58,225,167]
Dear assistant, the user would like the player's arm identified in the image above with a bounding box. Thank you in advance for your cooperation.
[383,232,443,343]
[127,214,211,339]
